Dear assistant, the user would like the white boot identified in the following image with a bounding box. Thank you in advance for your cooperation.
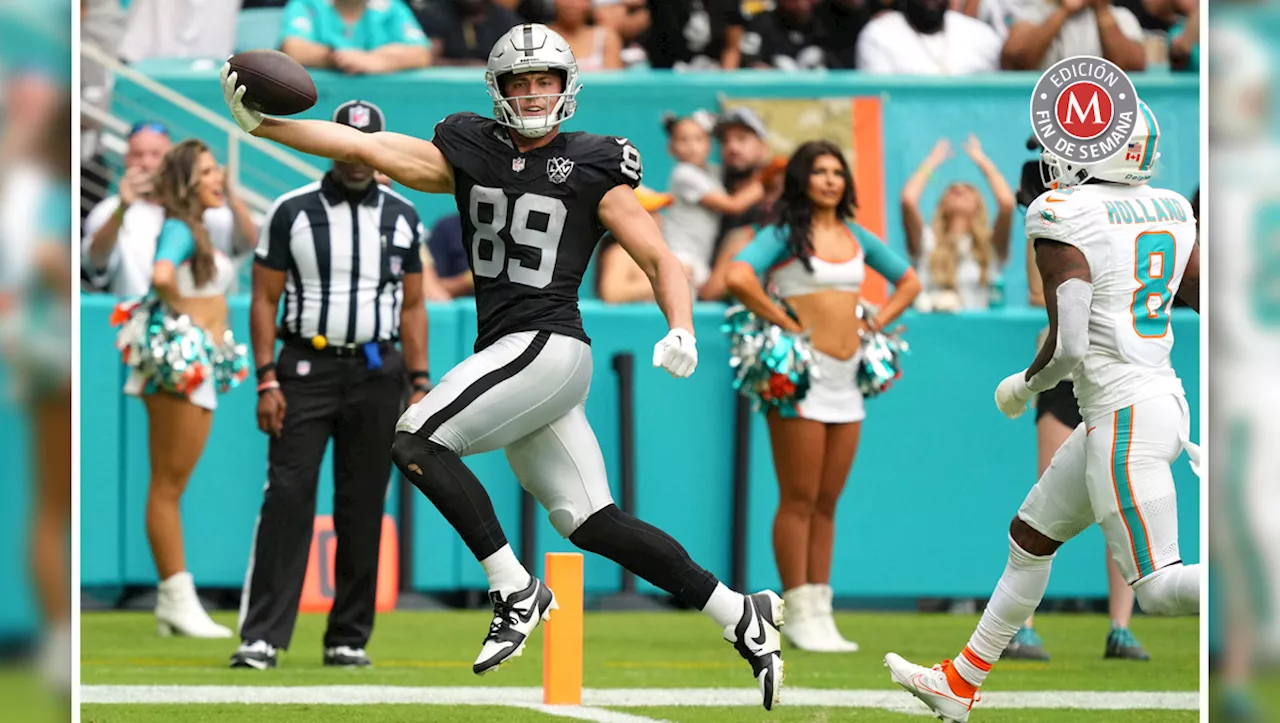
[781,584,840,652]
[37,621,71,693]
[155,571,232,638]
[812,583,859,652]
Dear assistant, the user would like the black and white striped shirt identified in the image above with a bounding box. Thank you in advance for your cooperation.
[254,173,425,345]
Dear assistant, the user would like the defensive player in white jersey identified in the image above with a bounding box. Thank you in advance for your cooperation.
[884,99,1200,722]
[1209,19,1280,722]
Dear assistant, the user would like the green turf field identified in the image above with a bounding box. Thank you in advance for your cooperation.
[81,609,1200,722]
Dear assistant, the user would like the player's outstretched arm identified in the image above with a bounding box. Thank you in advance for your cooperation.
[220,64,453,194]
[256,119,453,194]
[1176,241,1200,314]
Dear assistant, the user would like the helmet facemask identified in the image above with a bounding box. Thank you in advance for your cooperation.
[486,68,580,139]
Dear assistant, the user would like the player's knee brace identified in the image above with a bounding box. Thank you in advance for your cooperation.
[1133,563,1199,616]
[569,504,719,609]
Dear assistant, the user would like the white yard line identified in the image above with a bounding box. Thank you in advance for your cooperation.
[518,704,677,723]
[81,685,1199,712]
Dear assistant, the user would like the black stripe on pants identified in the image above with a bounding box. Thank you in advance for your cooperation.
[239,345,405,651]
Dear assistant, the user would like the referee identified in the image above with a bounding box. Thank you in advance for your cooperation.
[231,100,431,670]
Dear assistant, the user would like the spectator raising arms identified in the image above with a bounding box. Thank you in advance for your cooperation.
[1000,0,1146,71]
[901,136,1014,312]
[550,0,623,71]
[279,0,431,74]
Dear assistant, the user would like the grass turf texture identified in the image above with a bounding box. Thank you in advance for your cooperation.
[79,705,1201,722]
[82,609,1198,721]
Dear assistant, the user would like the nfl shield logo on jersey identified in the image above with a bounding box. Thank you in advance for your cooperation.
[512,157,526,172]
[547,157,575,184]
[349,105,371,129]
[390,255,403,277]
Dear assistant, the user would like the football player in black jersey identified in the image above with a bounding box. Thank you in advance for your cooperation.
[221,24,784,708]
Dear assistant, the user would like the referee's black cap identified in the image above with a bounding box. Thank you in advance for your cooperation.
[332,100,386,134]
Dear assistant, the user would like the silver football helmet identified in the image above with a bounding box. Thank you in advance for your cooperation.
[485,24,581,138]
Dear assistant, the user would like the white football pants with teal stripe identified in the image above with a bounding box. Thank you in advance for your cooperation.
[1018,393,1199,612]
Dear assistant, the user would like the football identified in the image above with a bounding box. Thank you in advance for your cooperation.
[227,49,318,116]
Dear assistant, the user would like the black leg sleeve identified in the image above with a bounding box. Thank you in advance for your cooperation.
[569,504,719,609]
[391,430,508,561]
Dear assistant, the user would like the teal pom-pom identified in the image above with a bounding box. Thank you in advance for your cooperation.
[856,303,909,398]
[722,304,816,414]
[113,295,249,397]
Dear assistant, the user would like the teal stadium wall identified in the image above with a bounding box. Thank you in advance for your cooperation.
[65,70,1202,610]
[79,298,1201,599]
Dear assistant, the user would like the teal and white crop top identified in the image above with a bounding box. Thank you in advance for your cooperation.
[155,218,236,298]
[734,221,912,298]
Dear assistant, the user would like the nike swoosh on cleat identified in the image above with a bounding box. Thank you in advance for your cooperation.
[241,658,269,670]
[750,601,768,646]
[912,674,967,704]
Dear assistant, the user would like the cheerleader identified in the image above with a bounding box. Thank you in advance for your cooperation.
[113,139,247,638]
[0,91,74,692]
[726,141,920,652]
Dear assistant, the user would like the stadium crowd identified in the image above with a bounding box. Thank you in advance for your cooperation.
[87,0,1199,74]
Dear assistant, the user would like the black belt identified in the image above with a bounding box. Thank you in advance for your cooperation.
[282,335,397,359]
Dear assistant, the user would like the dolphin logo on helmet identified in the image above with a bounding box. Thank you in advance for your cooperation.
[485,24,582,139]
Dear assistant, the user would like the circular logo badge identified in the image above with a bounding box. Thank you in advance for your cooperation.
[1030,56,1139,164]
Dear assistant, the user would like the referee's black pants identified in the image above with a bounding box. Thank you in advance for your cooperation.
[239,342,405,651]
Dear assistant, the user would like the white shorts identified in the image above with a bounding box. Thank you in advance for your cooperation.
[787,349,865,424]
[1017,393,1194,585]
[395,330,615,537]
[124,369,217,411]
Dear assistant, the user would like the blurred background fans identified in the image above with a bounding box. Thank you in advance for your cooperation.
[0,1,73,722]
[1209,2,1280,721]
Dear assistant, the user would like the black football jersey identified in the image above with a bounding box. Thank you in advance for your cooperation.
[431,112,643,352]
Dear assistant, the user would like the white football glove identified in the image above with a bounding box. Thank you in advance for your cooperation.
[652,328,697,378]
[219,60,263,134]
[994,370,1034,419]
